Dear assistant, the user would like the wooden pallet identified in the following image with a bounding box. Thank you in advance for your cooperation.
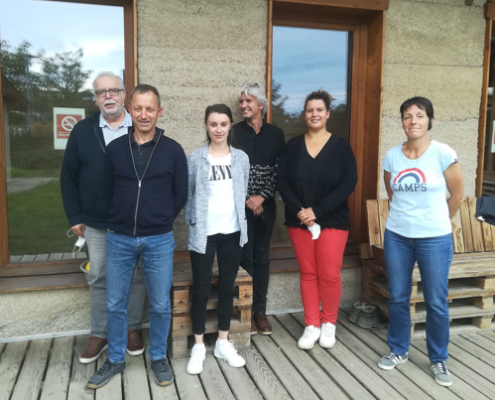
[362,198,495,335]
[169,264,253,358]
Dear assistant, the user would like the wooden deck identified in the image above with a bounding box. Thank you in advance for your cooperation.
[2,310,495,400]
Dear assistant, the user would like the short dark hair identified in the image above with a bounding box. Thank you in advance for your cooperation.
[304,89,332,111]
[204,104,238,148]
[129,84,161,108]
[400,96,434,130]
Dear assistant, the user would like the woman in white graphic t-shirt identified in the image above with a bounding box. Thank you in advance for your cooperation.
[184,104,250,375]
[377,97,464,387]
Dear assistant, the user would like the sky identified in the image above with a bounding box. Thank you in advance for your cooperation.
[0,0,125,89]
[273,26,349,113]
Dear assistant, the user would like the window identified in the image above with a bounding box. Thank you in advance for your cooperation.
[0,0,134,266]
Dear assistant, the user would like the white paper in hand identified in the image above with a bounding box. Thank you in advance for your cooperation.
[308,223,321,240]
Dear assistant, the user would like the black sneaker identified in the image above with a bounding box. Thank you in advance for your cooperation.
[87,359,125,389]
[357,305,389,329]
[151,358,174,386]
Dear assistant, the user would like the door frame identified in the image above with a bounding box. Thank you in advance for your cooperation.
[266,0,387,245]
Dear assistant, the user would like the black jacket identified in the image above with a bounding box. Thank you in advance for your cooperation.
[60,112,110,229]
[233,120,285,201]
[278,134,358,230]
[104,128,188,237]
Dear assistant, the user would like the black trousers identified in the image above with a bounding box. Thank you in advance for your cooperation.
[190,232,242,335]
[240,199,276,314]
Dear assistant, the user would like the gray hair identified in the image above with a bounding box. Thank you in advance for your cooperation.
[92,71,125,91]
[239,83,268,116]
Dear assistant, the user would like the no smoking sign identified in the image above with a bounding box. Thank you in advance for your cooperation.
[53,107,85,150]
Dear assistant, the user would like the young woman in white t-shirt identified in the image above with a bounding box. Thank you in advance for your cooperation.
[184,104,250,375]
[377,97,464,387]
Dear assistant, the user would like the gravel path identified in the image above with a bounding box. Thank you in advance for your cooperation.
[7,177,56,194]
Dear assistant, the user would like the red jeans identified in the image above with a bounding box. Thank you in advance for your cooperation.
[288,227,348,326]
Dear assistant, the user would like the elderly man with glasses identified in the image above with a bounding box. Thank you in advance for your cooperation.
[61,71,147,365]
[235,83,285,335]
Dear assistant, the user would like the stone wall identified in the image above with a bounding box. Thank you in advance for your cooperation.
[137,0,268,250]
[379,0,486,198]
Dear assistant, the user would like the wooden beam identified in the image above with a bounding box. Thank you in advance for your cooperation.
[487,2,495,20]
[358,12,385,244]
[266,0,274,123]
[0,49,8,268]
[476,19,492,196]
[123,1,135,103]
[133,0,138,85]
[273,0,389,11]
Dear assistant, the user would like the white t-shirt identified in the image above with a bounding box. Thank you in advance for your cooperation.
[383,140,458,238]
[207,153,240,236]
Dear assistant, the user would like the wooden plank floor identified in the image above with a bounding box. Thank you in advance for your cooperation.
[3,311,495,400]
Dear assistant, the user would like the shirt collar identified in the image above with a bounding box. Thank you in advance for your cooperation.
[99,110,133,129]
[243,118,266,134]
[130,127,161,146]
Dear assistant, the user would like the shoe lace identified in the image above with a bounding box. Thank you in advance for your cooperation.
[302,326,317,338]
[153,359,171,373]
[98,360,117,375]
[191,346,204,359]
[321,323,335,335]
[222,340,240,357]
[384,352,402,363]
[432,362,449,375]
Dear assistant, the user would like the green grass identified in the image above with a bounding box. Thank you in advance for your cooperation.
[7,180,74,255]
[10,167,60,178]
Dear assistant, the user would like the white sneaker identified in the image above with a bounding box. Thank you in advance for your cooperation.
[213,340,245,367]
[186,344,206,375]
[319,322,336,348]
[298,325,321,349]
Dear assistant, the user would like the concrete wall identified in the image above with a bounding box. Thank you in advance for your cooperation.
[0,267,362,339]
[137,0,268,250]
[379,0,486,198]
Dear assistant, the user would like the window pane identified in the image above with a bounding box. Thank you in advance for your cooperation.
[1,0,125,260]
[271,26,351,245]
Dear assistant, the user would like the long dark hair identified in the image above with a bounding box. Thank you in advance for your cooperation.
[204,104,238,148]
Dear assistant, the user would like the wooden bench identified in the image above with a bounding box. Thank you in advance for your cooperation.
[361,197,495,336]
[168,263,253,358]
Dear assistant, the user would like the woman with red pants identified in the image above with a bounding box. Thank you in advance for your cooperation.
[278,90,358,349]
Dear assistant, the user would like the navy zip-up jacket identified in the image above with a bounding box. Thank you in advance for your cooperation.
[60,112,109,229]
[104,127,188,237]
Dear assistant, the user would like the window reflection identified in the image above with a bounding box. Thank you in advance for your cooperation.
[271,26,352,245]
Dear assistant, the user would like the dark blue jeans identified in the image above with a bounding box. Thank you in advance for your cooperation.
[384,229,453,363]
[105,230,175,363]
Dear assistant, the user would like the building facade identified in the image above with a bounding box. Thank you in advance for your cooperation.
[0,0,491,338]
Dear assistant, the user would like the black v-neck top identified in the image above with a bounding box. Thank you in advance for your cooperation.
[277,134,358,230]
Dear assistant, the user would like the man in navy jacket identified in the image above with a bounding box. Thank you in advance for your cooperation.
[87,84,188,389]
[60,72,147,364]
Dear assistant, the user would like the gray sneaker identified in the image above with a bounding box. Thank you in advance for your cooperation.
[87,359,125,389]
[431,362,453,387]
[378,352,408,370]
[151,358,174,386]
[349,302,367,324]
[357,305,388,329]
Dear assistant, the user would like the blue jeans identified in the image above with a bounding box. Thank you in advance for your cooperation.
[384,229,453,363]
[106,230,175,363]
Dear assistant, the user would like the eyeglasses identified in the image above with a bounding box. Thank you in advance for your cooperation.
[94,88,124,98]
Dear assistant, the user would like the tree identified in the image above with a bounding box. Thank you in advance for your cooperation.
[41,48,92,102]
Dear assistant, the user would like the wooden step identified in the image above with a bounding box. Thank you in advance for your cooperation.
[367,277,495,303]
[362,258,495,282]
[363,295,495,329]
